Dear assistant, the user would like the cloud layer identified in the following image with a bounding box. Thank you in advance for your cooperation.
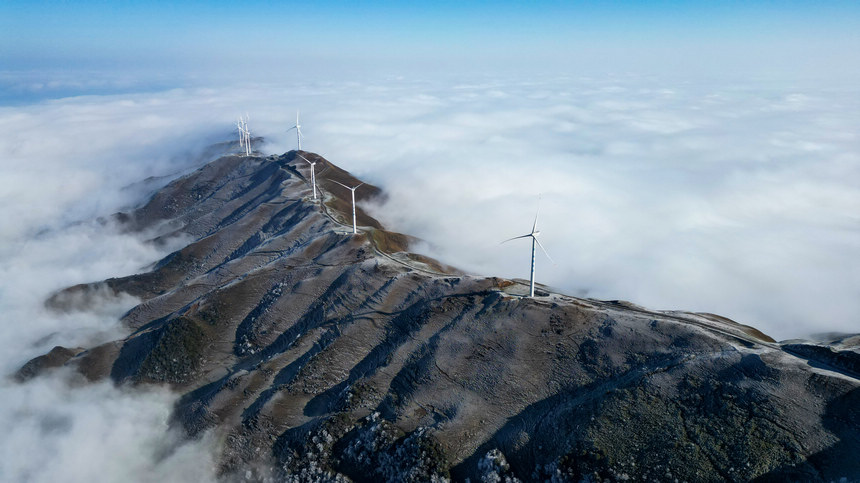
[3,76,858,343]
[0,92,222,482]
[1,375,217,482]
[0,74,857,480]
[309,78,860,340]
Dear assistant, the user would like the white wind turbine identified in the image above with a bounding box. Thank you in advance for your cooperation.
[502,205,553,297]
[237,116,251,156]
[329,179,364,234]
[243,115,251,156]
[297,154,318,201]
[287,110,304,151]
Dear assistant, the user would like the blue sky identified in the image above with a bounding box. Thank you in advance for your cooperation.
[3,1,859,82]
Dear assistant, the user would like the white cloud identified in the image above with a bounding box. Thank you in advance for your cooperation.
[0,92,224,482]
[0,373,217,483]
[3,76,858,342]
[301,78,860,340]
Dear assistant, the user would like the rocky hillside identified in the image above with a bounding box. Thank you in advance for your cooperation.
[22,148,860,482]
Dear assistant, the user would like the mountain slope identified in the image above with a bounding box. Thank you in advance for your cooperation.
[27,149,860,482]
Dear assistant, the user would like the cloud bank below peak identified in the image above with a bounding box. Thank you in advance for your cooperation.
[311,78,860,340]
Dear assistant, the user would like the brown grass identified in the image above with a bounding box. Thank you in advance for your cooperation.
[697,312,776,343]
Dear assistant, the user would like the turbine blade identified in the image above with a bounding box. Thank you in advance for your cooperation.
[354,182,364,190]
[500,234,532,244]
[534,237,554,263]
[531,193,545,233]
[329,179,351,190]
[297,154,312,165]
[532,204,541,233]
[287,126,297,132]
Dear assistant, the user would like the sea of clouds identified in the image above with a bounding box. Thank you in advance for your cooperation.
[0,74,857,480]
[297,76,860,340]
[0,90,222,481]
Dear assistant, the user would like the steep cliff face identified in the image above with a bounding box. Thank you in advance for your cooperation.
[30,150,860,482]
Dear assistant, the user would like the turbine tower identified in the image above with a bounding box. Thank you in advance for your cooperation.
[287,110,303,151]
[502,206,553,297]
[329,179,364,234]
[297,154,318,201]
[244,114,251,156]
[237,118,245,152]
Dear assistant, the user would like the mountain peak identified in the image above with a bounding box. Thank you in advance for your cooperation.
[26,147,860,481]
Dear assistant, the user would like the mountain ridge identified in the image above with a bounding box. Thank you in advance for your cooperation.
[20,146,860,482]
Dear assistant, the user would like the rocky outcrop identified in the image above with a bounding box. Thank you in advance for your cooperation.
[15,346,85,382]
[25,149,860,482]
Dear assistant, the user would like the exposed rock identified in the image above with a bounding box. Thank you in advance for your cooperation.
[23,149,860,482]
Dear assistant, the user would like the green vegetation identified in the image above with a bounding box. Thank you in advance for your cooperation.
[138,316,209,384]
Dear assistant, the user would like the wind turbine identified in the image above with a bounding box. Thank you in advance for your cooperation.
[237,118,245,152]
[243,115,251,156]
[287,110,303,151]
[502,206,553,297]
[237,116,251,156]
[329,179,364,234]
[297,154,318,201]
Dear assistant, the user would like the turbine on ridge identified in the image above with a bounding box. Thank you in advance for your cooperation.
[297,154,318,201]
[501,205,553,297]
[329,179,364,234]
[244,115,251,156]
[287,110,304,151]
[237,115,251,156]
